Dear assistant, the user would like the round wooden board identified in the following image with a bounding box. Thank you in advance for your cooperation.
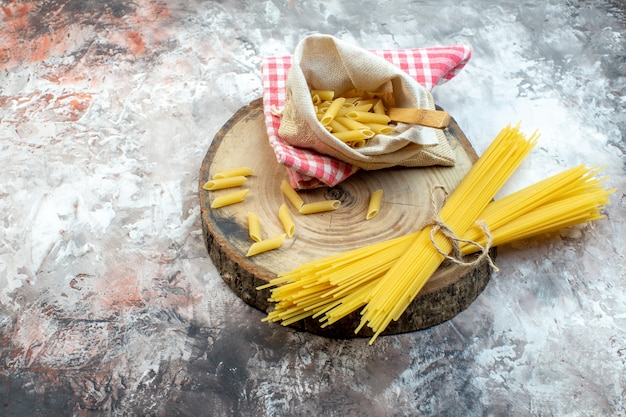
[199,98,493,338]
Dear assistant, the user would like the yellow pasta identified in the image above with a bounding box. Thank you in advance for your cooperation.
[320,97,346,126]
[366,189,384,220]
[332,129,375,143]
[299,199,341,214]
[355,99,379,107]
[203,176,247,191]
[258,160,614,339]
[213,166,254,179]
[247,212,262,242]
[309,89,398,149]
[335,116,371,132]
[280,180,304,210]
[278,204,296,238]
[328,119,349,133]
[364,123,394,135]
[346,111,391,125]
[336,103,373,117]
[358,125,538,343]
[310,89,334,104]
[259,125,537,341]
[246,234,286,257]
[210,188,249,208]
[349,140,367,148]
[372,100,386,115]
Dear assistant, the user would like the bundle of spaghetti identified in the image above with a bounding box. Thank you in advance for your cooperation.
[459,165,613,252]
[259,233,411,325]
[316,164,613,329]
[257,129,614,341]
[357,124,538,342]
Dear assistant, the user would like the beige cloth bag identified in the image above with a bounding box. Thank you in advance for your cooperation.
[278,34,455,170]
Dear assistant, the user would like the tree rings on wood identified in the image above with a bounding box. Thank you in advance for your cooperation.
[199,98,493,338]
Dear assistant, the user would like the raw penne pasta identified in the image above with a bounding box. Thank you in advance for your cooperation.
[210,188,249,208]
[246,234,286,257]
[299,200,341,214]
[366,189,384,220]
[355,99,379,107]
[349,140,367,148]
[336,104,373,117]
[334,116,371,131]
[203,176,247,191]
[333,130,374,143]
[346,111,391,124]
[309,89,406,151]
[317,102,331,112]
[280,180,304,210]
[213,166,254,179]
[310,90,334,103]
[328,119,349,133]
[247,212,262,242]
[278,204,295,238]
[365,123,394,134]
[372,100,386,115]
[320,97,346,126]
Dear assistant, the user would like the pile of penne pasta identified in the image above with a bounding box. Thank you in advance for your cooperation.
[203,168,384,257]
[312,89,396,148]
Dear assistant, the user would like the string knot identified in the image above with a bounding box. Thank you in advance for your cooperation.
[427,185,499,271]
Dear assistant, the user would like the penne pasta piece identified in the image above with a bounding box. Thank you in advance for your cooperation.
[280,180,304,210]
[299,200,341,214]
[349,140,367,148]
[247,212,262,242]
[203,176,247,191]
[328,119,349,133]
[246,234,286,257]
[278,204,295,238]
[364,123,394,135]
[210,188,249,208]
[335,116,371,132]
[372,99,386,115]
[366,189,384,220]
[336,103,373,117]
[213,166,254,179]
[346,111,391,125]
[332,130,374,143]
[310,90,334,103]
[342,97,360,105]
[317,101,331,112]
[354,99,379,107]
[320,97,346,126]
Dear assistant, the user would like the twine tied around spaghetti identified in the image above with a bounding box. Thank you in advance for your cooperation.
[427,185,499,271]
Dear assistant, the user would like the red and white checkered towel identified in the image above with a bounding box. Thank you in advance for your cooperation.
[261,44,472,189]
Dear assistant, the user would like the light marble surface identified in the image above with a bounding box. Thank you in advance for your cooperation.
[0,1,624,416]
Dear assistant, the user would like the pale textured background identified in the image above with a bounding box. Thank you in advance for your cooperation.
[0,1,624,416]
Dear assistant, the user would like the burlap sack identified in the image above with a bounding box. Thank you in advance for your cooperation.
[278,34,455,170]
